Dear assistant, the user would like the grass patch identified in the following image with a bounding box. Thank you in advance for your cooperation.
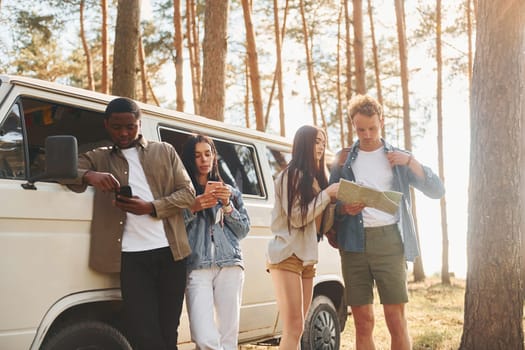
[334,275,465,350]
[412,330,454,349]
[242,275,467,350]
[407,278,465,350]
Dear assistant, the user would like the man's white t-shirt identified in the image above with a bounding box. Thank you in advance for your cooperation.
[351,147,398,227]
[120,147,169,251]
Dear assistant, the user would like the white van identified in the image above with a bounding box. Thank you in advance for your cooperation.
[0,75,347,350]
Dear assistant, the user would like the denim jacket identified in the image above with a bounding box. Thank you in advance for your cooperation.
[329,139,445,262]
[183,185,250,272]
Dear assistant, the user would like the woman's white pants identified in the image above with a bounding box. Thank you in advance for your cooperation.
[185,265,245,350]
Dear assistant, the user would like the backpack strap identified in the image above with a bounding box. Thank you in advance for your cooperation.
[337,147,351,167]
[322,147,351,249]
[329,147,351,184]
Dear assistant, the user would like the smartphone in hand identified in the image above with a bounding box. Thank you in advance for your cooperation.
[116,185,132,202]
[204,181,222,193]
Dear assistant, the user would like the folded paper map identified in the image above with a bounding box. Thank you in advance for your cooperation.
[336,179,403,215]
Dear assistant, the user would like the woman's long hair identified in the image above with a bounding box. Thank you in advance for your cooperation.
[282,125,328,230]
[181,134,223,195]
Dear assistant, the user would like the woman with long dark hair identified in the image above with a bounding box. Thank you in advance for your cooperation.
[181,134,250,350]
[266,125,339,350]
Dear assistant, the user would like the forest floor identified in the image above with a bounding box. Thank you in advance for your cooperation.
[242,275,468,350]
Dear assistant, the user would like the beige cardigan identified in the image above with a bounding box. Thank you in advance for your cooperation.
[266,171,332,266]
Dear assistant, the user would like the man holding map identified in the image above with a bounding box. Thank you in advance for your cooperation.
[329,94,444,350]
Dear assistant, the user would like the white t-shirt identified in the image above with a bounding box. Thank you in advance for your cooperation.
[352,147,398,227]
[120,147,169,251]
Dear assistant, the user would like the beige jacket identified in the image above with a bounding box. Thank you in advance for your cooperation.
[267,171,331,266]
[66,136,195,273]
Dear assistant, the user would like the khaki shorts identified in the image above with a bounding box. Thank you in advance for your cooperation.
[341,224,408,305]
[267,254,316,279]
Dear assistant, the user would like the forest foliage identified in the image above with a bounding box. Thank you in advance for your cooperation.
[0,0,471,150]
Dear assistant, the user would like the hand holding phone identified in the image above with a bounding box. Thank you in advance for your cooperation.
[205,181,232,206]
[204,181,222,194]
[116,185,133,202]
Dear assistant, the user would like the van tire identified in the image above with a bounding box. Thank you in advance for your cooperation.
[41,320,132,350]
[301,295,341,350]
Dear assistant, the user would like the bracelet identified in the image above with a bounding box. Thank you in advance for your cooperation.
[406,154,413,166]
[223,202,233,214]
[149,203,157,217]
[82,170,92,183]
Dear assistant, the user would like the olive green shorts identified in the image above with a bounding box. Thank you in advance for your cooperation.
[340,224,408,305]
[267,254,316,278]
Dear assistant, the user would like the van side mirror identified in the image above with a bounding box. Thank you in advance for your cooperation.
[21,135,78,190]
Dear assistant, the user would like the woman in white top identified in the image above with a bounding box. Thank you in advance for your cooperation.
[266,125,339,350]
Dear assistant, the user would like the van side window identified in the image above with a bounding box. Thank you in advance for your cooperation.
[0,104,25,179]
[214,140,263,196]
[159,128,265,197]
[266,148,290,180]
[5,97,110,180]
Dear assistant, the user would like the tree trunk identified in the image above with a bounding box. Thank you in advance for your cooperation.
[312,71,329,147]
[344,0,353,147]
[272,0,285,137]
[467,0,473,91]
[264,0,289,135]
[394,0,410,150]
[460,1,525,348]
[137,33,147,103]
[79,0,94,91]
[436,0,450,285]
[173,0,184,111]
[394,0,425,282]
[101,0,109,94]
[352,0,366,94]
[241,0,264,131]
[336,3,344,149]
[147,80,160,106]
[79,0,95,91]
[112,0,140,98]
[244,60,250,128]
[186,0,201,115]
[200,0,229,121]
[367,0,384,139]
[299,0,318,127]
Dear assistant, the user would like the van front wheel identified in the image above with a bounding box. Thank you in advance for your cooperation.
[42,320,132,350]
[301,295,341,350]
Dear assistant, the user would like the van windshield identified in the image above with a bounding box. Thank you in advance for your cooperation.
[0,104,25,179]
